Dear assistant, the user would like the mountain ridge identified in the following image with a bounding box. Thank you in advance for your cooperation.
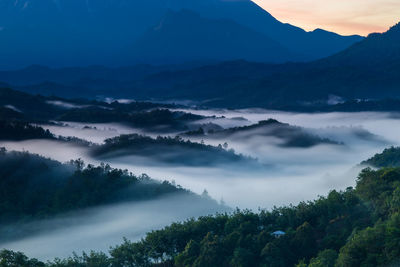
[0,0,363,68]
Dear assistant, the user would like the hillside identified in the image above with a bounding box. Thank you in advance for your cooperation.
[5,150,400,266]
[0,149,209,224]
[0,87,204,133]
[128,10,297,64]
[362,146,400,168]
[91,134,255,167]
[184,119,339,148]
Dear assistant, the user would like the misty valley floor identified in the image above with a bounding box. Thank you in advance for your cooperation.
[0,108,398,260]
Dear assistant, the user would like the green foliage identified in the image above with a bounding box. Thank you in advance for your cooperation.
[0,150,190,225]
[362,147,400,168]
[49,252,110,267]
[0,250,45,267]
[307,249,338,267]
[7,149,400,267]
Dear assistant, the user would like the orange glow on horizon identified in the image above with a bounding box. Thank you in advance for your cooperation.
[252,0,400,36]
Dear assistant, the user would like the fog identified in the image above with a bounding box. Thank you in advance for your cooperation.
[1,109,399,260]
[42,122,141,144]
[2,110,398,209]
[0,194,226,261]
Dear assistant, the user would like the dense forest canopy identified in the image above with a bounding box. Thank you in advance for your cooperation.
[91,134,255,167]
[0,149,205,226]
[362,146,400,168]
[0,120,55,141]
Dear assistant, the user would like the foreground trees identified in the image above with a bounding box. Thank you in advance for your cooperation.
[3,149,400,266]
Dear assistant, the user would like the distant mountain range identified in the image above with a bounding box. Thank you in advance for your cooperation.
[0,0,362,68]
[127,22,400,108]
[0,22,399,108]
[0,10,398,109]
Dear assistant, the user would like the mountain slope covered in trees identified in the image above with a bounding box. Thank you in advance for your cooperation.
[184,119,339,148]
[4,148,400,266]
[362,146,400,168]
[0,149,205,224]
[91,134,255,167]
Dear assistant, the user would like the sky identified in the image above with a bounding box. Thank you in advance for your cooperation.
[253,0,400,36]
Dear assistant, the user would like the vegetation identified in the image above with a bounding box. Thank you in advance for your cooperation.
[184,119,339,148]
[58,108,203,132]
[0,120,55,140]
[0,149,195,225]
[5,164,400,266]
[0,88,195,133]
[362,146,400,168]
[91,134,255,167]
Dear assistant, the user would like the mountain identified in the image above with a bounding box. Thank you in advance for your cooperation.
[123,22,400,108]
[0,0,362,68]
[322,22,400,67]
[0,23,397,108]
[127,10,297,64]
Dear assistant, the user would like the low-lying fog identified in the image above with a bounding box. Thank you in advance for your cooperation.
[1,109,399,260]
[0,195,225,261]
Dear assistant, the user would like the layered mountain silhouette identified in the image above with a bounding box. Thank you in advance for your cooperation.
[321,23,400,67]
[0,0,362,68]
[125,22,400,107]
[0,23,398,108]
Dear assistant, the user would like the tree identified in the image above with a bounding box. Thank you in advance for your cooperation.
[307,249,337,267]
[0,250,45,267]
[175,240,200,267]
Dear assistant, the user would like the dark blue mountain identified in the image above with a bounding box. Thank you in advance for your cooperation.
[127,22,400,107]
[127,10,298,64]
[0,0,362,68]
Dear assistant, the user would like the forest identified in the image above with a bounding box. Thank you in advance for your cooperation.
[362,146,400,168]
[91,134,255,167]
[0,87,200,133]
[184,119,339,148]
[0,120,55,141]
[0,149,207,227]
[2,147,400,266]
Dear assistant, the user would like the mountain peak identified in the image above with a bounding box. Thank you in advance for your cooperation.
[0,0,364,68]
[388,22,400,32]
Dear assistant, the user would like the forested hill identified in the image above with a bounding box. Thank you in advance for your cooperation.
[0,87,206,133]
[91,134,256,167]
[0,120,55,141]
[362,146,400,168]
[0,149,216,225]
[5,147,400,266]
[184,119,339,148]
